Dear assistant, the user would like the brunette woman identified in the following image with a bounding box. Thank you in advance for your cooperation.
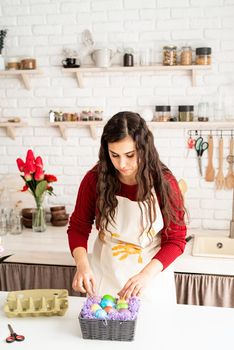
[67,111,187,303]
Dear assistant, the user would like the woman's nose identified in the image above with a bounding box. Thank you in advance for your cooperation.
[119,157,127,168]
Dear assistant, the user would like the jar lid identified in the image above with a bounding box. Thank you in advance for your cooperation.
[178,105,194,112]
[181,46,192,50]
[163,46,177,50]
[195,47,212,55]
[155,105,171,112]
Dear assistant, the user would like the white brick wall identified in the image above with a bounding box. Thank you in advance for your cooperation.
[0,0,233,231]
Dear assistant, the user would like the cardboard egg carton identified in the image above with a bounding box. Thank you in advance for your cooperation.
[4,289,69,318]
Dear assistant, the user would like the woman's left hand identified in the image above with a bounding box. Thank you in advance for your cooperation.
[117,270,152,300]
[117,259,163,299]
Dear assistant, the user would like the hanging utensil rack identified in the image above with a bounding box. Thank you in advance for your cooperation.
[188,129,234,137]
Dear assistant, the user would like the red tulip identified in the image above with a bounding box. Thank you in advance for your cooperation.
[21,184,28,192]
[35,156,43,168]
[34,166,44,181]
[17,150,57,199]
[24,162,36,174]
[26,149,35,162]
[44,174,57,183]
[16,158,25,172]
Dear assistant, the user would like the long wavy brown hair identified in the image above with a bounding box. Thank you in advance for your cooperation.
[96,111,185,238]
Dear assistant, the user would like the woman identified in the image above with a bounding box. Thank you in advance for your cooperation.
[67,111,187,304]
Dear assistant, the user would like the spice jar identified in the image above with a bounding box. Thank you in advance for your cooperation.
[180,46,192,65]
[154,106,171,122]
[163,46,177,66]
[195,47,211,65]
[178,105,194,122]
[123,48,134,67]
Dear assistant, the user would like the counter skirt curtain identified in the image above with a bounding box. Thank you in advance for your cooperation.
[175,272,234,308]
[0,263,83,297]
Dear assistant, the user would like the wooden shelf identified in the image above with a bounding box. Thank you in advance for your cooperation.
[48,121,233,140]
[0,69,43,90]
[147,121,234,130]
[0,122,27,139]
[62,64,211,88]
[48,121,105,139]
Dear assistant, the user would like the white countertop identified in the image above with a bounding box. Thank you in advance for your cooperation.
[1,226,234,276]
[0,292,233,350]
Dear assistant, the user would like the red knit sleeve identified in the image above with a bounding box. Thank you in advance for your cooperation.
[153,173,187,269]
[67,169,97,255]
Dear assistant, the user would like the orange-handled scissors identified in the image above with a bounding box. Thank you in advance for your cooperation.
[6,324,25,343]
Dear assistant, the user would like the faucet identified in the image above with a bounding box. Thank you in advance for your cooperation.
[227,155,234,238]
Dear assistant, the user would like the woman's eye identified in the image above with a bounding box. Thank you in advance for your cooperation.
[127,154,134,158]
[111,154,118,158]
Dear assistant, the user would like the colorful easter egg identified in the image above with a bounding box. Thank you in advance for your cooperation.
[102,294,115,302]
[95,309,107,319]
[91,303,101,313]
[100,299,115,309]
[116,303,128,310]
[104,306,115,314]
[117,298,127,304]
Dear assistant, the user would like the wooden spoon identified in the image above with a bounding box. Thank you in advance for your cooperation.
[205,135,215,182]
[215,137,225,190]
[225,137,234,189]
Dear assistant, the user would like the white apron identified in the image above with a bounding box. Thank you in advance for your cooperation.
[90,194,176,305]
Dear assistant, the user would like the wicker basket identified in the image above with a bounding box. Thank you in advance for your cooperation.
[78,314,136,341]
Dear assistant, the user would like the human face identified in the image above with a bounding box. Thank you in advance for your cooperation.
[108,135,138,184]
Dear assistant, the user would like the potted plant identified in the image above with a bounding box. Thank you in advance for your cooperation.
[0,28,7,70]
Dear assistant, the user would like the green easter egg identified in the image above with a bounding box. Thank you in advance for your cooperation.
[117,298,127,304]
[116,303,128,310]
[102,294,115,302]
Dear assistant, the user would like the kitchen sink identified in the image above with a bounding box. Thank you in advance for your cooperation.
[192,235,234,258]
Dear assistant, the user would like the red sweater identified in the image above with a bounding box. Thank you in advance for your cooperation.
[67,169,187,270]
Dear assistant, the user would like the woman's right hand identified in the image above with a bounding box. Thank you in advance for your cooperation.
[72,266,96,296]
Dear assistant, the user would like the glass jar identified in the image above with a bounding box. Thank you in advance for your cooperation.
[197,102,210,122]
[9,209,23,235]
[180,46,192,65]
[178,105,194,122]
[154,106,171,122]
[195,47,212,65]
[163,46,177,66]
[123,48,134,67]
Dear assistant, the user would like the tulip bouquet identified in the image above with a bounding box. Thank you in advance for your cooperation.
[16,149,57,231]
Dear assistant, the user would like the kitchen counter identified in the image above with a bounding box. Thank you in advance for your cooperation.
[0,291,233,350]
[1,226,234,276]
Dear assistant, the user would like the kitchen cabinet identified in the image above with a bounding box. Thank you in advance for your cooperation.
[175,272,234,308]
[0,69,43,90]
[0,262,81,297]
[62,64,211,88]
[1,227,234,307]
[0,122,28,139]
[1,262,233,307]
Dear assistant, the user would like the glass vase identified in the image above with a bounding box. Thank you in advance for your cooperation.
[32,199,46,232]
